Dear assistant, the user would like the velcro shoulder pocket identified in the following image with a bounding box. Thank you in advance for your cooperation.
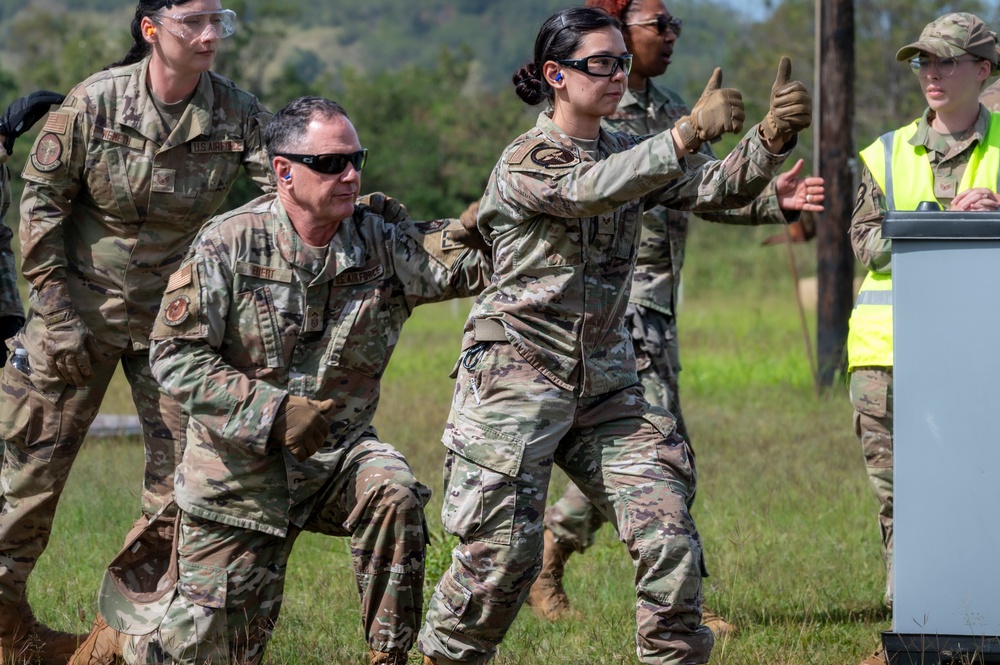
[151,259,205,340]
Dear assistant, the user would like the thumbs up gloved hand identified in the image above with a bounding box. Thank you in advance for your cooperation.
[760,56,812,146]
[0,90,64,155]
[270,395,337,462]
[674,68,745,152]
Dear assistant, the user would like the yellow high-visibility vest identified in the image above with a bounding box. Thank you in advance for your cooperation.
[847,114,1000,371]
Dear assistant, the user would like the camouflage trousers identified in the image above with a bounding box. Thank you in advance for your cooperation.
[849,367,894,607]
[0,331,183,605]
[546,305,688,552]
[418,341,712,665]
[125,437,430,664]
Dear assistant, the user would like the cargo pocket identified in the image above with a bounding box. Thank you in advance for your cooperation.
[154,558,230,664]
[643,409,697,499]
[0,326,67,462]
[424,572,473,638]
[178,558,227,609]
[849,370,891,419]
[440,412,524,545]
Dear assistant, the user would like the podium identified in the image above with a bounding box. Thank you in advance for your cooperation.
[881,209,1000,663]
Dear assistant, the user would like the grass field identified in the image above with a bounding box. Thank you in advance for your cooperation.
[24,221,884,664]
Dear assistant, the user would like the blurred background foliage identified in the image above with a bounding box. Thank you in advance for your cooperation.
[1,0,997,219]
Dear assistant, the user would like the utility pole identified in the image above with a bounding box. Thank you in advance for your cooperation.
[815,0,856,388]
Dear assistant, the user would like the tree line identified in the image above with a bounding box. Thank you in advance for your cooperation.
[1,0,997,220]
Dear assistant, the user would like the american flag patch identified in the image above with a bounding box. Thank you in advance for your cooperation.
[42,112,69,135]
[166,265,192,292]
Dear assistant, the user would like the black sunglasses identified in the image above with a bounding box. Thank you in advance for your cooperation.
[626,15,682,37]
[277,149,368,175]
[556,54,633,78]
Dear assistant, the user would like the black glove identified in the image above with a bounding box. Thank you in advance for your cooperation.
[0,91,65,155]
[0,315,23,367]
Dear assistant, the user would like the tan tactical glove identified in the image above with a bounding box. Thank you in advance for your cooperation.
[358,191,409,224]
[270,395,336,462]
[760,56,812,146]
[36,281,97,386]
[674,68,745,152]
[448,200,491,253]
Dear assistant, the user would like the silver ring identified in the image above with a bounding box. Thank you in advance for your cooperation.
[806,194,812,204]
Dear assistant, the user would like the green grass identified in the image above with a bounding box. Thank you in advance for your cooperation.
[27,221,886,664]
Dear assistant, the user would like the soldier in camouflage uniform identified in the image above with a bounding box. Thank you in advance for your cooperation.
[0,91,65,366]
[848,13,1000,665]
[112,97,493,665]
[0,2,274,662]
[418,7,812,665]
[529,0,826,632]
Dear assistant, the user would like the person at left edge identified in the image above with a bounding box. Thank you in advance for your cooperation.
[112,97,492,665]
[0,1,274,663]
[0,91,65,367]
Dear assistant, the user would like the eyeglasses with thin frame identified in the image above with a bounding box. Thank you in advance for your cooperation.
[277,149,368,175]
[909,55,982,78]
[625,15,682,38]
[555,54,633,78]
[153,9,237,40]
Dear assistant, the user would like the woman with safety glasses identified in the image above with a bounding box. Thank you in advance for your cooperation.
[528,0,826,636]
[418,6,811,665]
[0,0,274,661]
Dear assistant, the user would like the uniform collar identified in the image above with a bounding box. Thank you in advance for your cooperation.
[910,104,991,152]
[119,57,215,148]
[270,198,367,283]
[535,109,611,161]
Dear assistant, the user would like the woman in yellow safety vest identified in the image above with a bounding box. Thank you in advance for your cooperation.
[847,12,1000,665]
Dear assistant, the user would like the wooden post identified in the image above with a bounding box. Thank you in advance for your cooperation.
[815,0,856,388]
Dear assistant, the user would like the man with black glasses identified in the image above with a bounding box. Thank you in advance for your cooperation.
[105,96,492,665]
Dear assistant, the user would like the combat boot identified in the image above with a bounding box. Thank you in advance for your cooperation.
[858,644,886,665]
[368,648,409,665]
[0,598,84,665]
[702,607,736,639]
[422,656,464,665]
[67,614,127,665]
[526,528,575,621]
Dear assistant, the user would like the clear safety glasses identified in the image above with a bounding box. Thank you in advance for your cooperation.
[153,9,237,41]
[908,55,981,78]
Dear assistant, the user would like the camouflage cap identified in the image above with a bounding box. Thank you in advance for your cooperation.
[97,512,179,636]
[896,13,1000,74]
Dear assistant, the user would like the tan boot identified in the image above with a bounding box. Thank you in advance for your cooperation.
[858,644,886,665]
[526,528,575,621]
[368,647,409,664]
[67,614,127,665]
[702,607,736,639]
[422,656,464,665]
[0,598,84,665]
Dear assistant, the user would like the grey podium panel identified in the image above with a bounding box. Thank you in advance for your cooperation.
[889,212,1000,640]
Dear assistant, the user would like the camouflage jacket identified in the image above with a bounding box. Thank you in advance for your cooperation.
[149,194,493,536]
[0,146,24,320]
[19,56,274,350]
[471,110,790,397]
[604,80,788,317]
[852,106,991,273]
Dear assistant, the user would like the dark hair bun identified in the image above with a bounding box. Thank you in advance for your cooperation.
[512,62,546,105]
